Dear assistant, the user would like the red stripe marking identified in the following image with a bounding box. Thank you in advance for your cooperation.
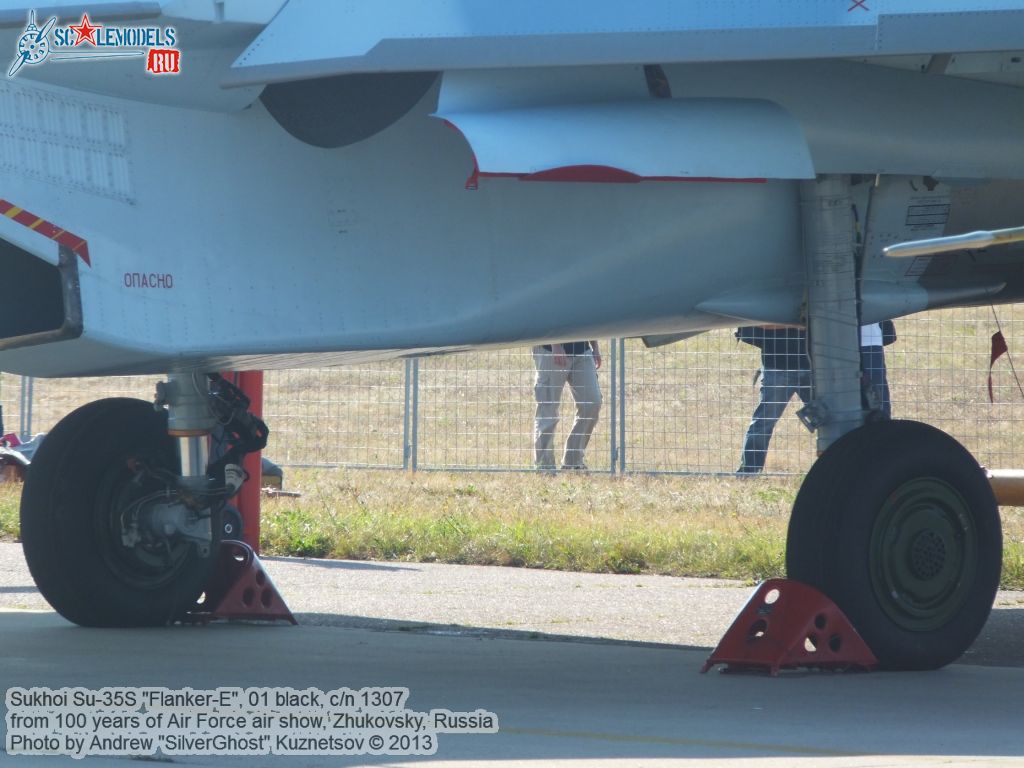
[0,198,91,266]
[56,233,91,266]
[31,220,58,238]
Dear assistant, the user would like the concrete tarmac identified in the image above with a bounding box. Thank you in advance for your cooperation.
[2,543,1024,767]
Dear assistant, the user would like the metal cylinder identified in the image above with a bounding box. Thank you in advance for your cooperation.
[987,469,1024,507]
[178,434,210,487]
[801,175,864,454]
[160,372,216,436]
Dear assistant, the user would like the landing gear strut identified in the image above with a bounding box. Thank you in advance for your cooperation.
[20,374,267,627]
[785,176,1001,669]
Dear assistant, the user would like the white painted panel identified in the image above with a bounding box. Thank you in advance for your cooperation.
[0,80,133,202]
[439,98,814,181]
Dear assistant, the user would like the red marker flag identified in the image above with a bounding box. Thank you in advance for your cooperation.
[989,330,1008,403]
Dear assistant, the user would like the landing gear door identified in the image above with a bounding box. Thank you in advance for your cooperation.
[860,176,1024,322]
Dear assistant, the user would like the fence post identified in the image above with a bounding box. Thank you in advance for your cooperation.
[402,359,412,470]
[618,339,626,473]
[410,358,420,471]
[608,338,617,474]
[20,376,33,441]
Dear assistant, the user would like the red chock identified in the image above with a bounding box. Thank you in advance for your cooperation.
[187,540,297,625]
[701,578,877,675]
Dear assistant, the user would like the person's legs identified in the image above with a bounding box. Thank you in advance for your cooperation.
[860,345,892,419]
[738,369,794,474]
[562,350,602,469]
[533,346,568,470]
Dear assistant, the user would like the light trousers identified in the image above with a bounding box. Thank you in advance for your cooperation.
[532,347,602,469]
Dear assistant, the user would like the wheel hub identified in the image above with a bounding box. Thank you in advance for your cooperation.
[870,477,977,632]
[96,455,197,590]
[909,529,947,580]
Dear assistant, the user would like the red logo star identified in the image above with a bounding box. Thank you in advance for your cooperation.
[69,13,101,46]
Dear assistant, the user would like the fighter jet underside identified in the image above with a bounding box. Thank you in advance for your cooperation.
[0,0,1021,671]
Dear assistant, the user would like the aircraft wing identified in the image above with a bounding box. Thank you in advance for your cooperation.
[0,2,1019,112]
[0,2,160,25]
[225,0,1024,86]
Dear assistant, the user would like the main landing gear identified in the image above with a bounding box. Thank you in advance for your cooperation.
[20,374,267,626]
[782,176,1001,669]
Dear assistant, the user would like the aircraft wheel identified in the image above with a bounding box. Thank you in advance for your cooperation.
[786,420,1001,670]
[20,398,218,626]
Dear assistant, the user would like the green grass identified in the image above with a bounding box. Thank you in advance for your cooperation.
[254,470,792,580]
[0,484,17,540]
[2,469,1024,588]
[253,469,1021,587]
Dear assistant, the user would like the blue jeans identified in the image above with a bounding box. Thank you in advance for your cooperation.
[738,368,812,474]
[860,345,892,419]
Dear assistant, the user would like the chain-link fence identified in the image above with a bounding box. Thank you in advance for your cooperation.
[4,306,1024,475]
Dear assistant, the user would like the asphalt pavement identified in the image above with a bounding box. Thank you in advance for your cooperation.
[2,542,1023,767]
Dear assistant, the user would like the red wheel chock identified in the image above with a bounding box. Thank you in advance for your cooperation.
[186,540,297,625]
[701,579,877,675]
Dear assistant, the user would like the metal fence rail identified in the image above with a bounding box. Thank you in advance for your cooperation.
[4,306,1024,475]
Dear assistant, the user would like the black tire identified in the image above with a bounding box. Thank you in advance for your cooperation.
[786,420,1001,670]
[21,398,219,627]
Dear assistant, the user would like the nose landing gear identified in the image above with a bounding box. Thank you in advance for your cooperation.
[20,374,268,627]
